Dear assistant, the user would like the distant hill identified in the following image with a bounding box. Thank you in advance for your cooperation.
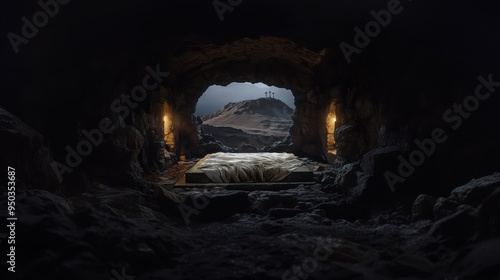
[201,98,294,137]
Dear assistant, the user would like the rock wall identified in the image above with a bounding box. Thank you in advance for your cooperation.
[2,0,499,195]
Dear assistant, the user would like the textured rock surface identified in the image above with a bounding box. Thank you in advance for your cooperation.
[412,194,437,221]
[434,197,459,221]
[93,125,145,186]
[1,0,499,279]
[1,0,499,189]
[0,108,60,191]
[0,163,497,279]
[450,173,500,207]
[477,189,500,238]
[428,205,478,245]
[1,177,496,280]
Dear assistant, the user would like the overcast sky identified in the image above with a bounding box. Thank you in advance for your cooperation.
[195,82,295,116]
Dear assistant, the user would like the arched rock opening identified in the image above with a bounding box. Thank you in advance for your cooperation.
[195,83,295,151]
[3,1,500,278]
[153,36,347,160]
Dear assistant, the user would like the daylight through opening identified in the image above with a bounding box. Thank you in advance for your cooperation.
[196,82,295,151]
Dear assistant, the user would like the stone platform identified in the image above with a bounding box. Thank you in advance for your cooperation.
[175,153,314,190]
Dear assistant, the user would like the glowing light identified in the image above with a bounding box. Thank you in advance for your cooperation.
[164,115,172,134]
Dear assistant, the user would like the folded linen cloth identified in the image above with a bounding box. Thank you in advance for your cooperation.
[198,152,304,183]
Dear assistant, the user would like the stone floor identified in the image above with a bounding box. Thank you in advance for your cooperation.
[4,158,500,280]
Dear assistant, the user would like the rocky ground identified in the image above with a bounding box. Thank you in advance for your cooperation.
[201,124,285,150]
[201,98,293,137]
[2,158,500,280]
[199,98,293,150]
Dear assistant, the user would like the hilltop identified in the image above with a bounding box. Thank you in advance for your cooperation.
[201,98,294,137]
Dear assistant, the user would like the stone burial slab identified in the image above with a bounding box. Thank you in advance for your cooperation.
[175,152,314,190]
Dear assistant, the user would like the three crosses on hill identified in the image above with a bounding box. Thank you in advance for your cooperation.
[265,91,275,99]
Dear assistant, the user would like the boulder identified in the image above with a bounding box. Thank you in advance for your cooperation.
[320,162,360,193]
[335,161,361,189]
[154,185,184,215]
[411,194,437,221]
[350,146,412,199]
[428,173,500,223]
[477,188,500,238]
[334,124,361,143]
[318,171,337,185]
[334,124,364,163]
[0,108,61,191]
[95,124,145,186]
[361,146,402,176]
[450,173,500,207]
[428,204,478,245]
[350,174,377,199]
[433,197,459,220]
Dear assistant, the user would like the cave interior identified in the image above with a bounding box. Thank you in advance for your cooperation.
[2,0,500,279]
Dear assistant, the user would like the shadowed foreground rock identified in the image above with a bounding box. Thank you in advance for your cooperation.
[3,170,500,280]
[0,108,60,192]
[1,0,499,279]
